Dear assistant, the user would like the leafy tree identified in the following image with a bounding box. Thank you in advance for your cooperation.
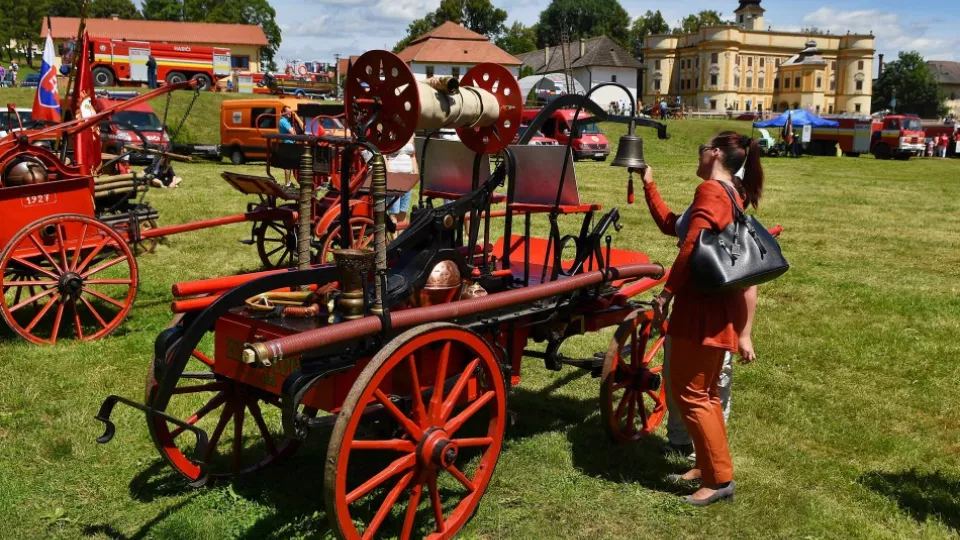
[89,0,142,19]
[393,0,507,53]
[184,0,281,67]
[535,0,630,50]
[495,21,537,55]
[872,51,947,118]
[142,0,183,21]
[672,10,725,35]
[0,0,72,66]
[629,10,668,59]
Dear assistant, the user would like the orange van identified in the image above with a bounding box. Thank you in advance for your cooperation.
[220,98,346,164]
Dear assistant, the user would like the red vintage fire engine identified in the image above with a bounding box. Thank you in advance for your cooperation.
[810,114,926,160]
[90,37,232,91]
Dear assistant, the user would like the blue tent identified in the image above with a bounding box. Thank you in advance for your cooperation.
[753,109,838,128]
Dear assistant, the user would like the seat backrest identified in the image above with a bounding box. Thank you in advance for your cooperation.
[414,137,490,196]
[509,144,580,206]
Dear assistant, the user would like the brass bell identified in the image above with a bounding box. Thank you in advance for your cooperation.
[611,133,647,169]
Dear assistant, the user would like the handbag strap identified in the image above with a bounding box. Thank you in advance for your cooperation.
[710,179,767,258]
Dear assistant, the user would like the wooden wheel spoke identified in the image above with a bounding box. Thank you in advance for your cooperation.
[71,301,84,341]
[614,389,633,425]
[362,469,415,540]
[10,287,55,313]
[82,287,127,309]
[407,354,428,427]
[49,300,66,343]
[446,465,475,492]
[247,401,278,456]
[74,237,111,275]
[346,453,416,505]
[171,392,228,439]
[70,223,89,271]
[637,393,649,429]
[77,295,109,330]
[10,256,59,280]
[444,390,495,436]
[373,389,424,440]
[84,279,133,285]
[351,439,417,452]
[440,357,480,423]
[649,365,663,375]
[54,225,69,273]
[27,234,64,273]
[427,474,445,534]
[265,245,285,258]
[81,254,128,278]
[172,381,230,395]
[429,341,452,421]
[401,481,423,540]
[204,402,235,461]
[24,294,59,333]
[451,437,493,448]
[5,280,57,287]
[233,404,245,474]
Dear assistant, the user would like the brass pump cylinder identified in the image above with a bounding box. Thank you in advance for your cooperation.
[369,153,387,314]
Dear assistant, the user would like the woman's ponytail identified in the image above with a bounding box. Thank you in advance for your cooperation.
[711,131,765,209]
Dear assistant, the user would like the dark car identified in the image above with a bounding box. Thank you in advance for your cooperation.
[21,73,40,88]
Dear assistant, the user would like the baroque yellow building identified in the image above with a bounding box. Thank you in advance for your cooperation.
[642,0,875,115]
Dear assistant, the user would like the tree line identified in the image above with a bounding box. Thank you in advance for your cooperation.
[0,0,281,68]
[393,0,732,59]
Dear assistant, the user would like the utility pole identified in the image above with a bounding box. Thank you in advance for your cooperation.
[334,53,341,100]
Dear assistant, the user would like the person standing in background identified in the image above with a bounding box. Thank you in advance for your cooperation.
[938,133,949,158]
[146,55,158,89]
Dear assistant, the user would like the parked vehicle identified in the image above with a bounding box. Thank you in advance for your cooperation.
[90,37,231,90]
[220,98,345,164]
[521,108,610,160]
[514,125,559,146]
[94,91,170,164]
[264,72,337,99]
[810,114,926,159]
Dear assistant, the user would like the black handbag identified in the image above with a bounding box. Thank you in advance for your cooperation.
[689,181,789,292]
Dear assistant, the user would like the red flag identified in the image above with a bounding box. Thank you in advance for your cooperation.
[70,34,102,175]
[782,111,793,145]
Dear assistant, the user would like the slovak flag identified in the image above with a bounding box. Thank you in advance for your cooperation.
[32,33,61,123]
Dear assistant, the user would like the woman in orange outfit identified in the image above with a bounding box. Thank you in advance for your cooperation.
[635,131,764,506]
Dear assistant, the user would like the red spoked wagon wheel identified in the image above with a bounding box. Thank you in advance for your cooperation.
[320,216,376,264]
[0,214,138,344]
[145,325,314,486]
[325,323,506,540]
[600,310,667,443]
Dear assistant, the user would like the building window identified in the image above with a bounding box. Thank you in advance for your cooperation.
[746,76,753,89]
[816,75,822,89]
[251,107,276,129]
[710,100,717,110]
[451,66,460,78]
[831,61,836,71]
[735,54,739,65]
[774,77,779,90]
[858,60,864,70]
[784,77,790,89]
[695,76,699,88]
[829,105,834,113]
[426,65,435,78]
[734,74,741,88]
[830,76,835,91]
[760,58,765,68]
[710,74,718,86]
[655,59,661,70]
[795,76,801,89]
[775,58,781,67]
[696,57,700,67]
[793,102,800,109]
[952,92,957,100]
[711,53,718,64]
[610,74,617,83]
[747,57,753,67]
[855,103,862,113]
[654,78,661,91]
[856,79,863,91]
[232,56,250,70]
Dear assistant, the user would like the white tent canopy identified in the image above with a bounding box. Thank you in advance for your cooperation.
[519,74,586,101]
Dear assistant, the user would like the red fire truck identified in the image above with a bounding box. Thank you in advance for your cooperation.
[90,38,232,91]
[810,114,926,160]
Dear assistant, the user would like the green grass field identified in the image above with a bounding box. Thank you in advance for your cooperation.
[1,118,959,539]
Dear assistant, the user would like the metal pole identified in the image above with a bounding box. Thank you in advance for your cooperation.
[298,145,314,277]
[370,153,387,315]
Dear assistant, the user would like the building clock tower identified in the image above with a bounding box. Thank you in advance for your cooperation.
[735,0,765,31]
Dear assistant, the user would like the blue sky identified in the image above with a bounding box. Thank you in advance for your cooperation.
[274,0,958,69]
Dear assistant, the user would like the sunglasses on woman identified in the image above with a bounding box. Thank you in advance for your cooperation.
[699,144,715,155]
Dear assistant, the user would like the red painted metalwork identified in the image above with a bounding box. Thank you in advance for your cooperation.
[457,63,523,155]
[136,209,296,240]
[343,51,420,155]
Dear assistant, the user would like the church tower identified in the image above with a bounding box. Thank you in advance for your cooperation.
[735,0,765,31]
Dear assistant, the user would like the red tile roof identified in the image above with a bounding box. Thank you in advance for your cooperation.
[397,21,520,66]
[41,17,269,47]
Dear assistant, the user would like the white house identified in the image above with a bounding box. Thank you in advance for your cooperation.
[517,36,643,109]
[396,22,521,80]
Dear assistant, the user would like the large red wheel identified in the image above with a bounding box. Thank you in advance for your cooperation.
[344,50,420,155]
[457,63,523,155]
[320,216,376,264]
[0,214,138,344]
[600,310,667,443]
[145,317,314,486]
[325,323,506,540]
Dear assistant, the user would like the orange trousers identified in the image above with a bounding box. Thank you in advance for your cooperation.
[668,336,734,485]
